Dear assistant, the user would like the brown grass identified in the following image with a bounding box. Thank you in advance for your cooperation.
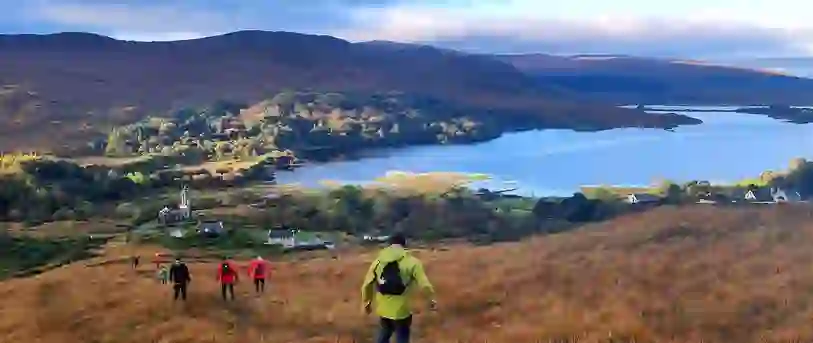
[3,205,813,342]
[4,220,126,238]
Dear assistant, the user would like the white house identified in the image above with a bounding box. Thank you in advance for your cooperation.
[743,187,801,203]
[772,187,802,203]
[168,227,186,238]
[267,229,297,248]
[625,193,661,204]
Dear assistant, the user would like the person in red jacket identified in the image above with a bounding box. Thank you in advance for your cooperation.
[247,256,270,294]
[216,257,239,301]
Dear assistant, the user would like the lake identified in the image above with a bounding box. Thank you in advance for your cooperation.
[275,107,813,196]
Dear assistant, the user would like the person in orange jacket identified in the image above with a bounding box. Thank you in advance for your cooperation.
[247,256,270,294]
[216,257,239,301]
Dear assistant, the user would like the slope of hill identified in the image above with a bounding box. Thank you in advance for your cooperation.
[0,31,695,151]
[498,53,813,105]
[0,31,684,152]
[3,205,813,342]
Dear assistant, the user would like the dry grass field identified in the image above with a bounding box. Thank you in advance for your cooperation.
[2,205,813,342]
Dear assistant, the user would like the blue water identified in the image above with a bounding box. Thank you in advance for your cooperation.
[275,108,813,196]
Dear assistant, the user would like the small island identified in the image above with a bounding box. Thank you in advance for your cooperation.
[735,105,813,124]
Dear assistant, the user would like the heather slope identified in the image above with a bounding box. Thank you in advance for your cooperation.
[0,31,693,151]
[3,206,813,342]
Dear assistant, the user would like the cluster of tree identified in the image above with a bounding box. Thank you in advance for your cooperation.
[199,186,637,244]
[0,233,107,279]
[758,157,813,196]
[0,157,155,223]
[0,153,298,223]
[98,92,505,163]
[532,192,638,223]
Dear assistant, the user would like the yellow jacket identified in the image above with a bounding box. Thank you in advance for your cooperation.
[361,245,435,320]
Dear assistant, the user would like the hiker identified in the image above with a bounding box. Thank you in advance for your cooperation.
[169,258,191,301]
[361,232,437,343]
[247,256,270,294]
[216,257,239,301]
[157,265,169,284]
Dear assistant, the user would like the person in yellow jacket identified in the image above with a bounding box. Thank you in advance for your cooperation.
[361,232,436,343]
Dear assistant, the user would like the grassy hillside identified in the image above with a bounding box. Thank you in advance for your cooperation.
[3,205,813,342]
[0,31,697,151]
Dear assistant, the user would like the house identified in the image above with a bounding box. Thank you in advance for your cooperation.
[197,221,225,238]
[771,187,802,203]
[168,227,186,238]
[625,193,661,204]
[267,228,297,248]
[743,188,775,203]
[362,234,391,243]
[266,228,335,250]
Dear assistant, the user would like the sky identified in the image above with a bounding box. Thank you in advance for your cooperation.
[2,0,813,59]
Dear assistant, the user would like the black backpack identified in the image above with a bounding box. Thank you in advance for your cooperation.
[221,262,231,275]
[375,257,409,295]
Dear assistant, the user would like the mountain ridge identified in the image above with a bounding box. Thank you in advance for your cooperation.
[0,30,690,151]
[498,53,813,105]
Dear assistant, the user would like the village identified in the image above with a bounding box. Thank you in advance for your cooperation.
[150,185,392,252]
[624,185,804,205]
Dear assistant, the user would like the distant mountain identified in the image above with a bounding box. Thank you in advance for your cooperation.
[498,53,813,105]
[716,57,813,78]
[0,31,687,151]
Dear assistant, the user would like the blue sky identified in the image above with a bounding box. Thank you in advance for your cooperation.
[2,0,812,58]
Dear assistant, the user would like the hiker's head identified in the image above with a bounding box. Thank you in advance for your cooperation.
[256,256,263,260]
[389,232,406,247]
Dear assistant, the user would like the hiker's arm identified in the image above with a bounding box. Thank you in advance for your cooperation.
[360,260,377,305]
[168,267,175,282]
[413,261,435,297]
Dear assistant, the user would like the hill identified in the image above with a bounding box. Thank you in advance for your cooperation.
[498,53,813,105]
[0,31,693,152]
[3,205,813,342]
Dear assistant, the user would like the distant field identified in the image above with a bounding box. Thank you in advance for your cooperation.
[580,185,659,199]
[4,221,127,238]
[69,155,155,167]
[320,170,492,196]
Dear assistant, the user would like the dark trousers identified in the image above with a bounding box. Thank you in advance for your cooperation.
[253,278,265,293]
[377,316,412,343]
[221,283,235,300]
[173,283,188,301]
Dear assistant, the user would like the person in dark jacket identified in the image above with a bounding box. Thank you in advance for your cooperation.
[169,258,191,301]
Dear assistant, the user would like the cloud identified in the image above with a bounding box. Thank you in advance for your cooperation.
[20,0,461,40]
[12,0,813,58]
[336,5,813,58]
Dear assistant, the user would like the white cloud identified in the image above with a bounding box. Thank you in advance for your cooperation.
[26,2,230,38]
[335,5,813,58]
[15,0,813,58]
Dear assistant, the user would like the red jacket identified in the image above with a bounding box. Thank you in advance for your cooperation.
[216,261,239,284]
[248,259,270,279]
